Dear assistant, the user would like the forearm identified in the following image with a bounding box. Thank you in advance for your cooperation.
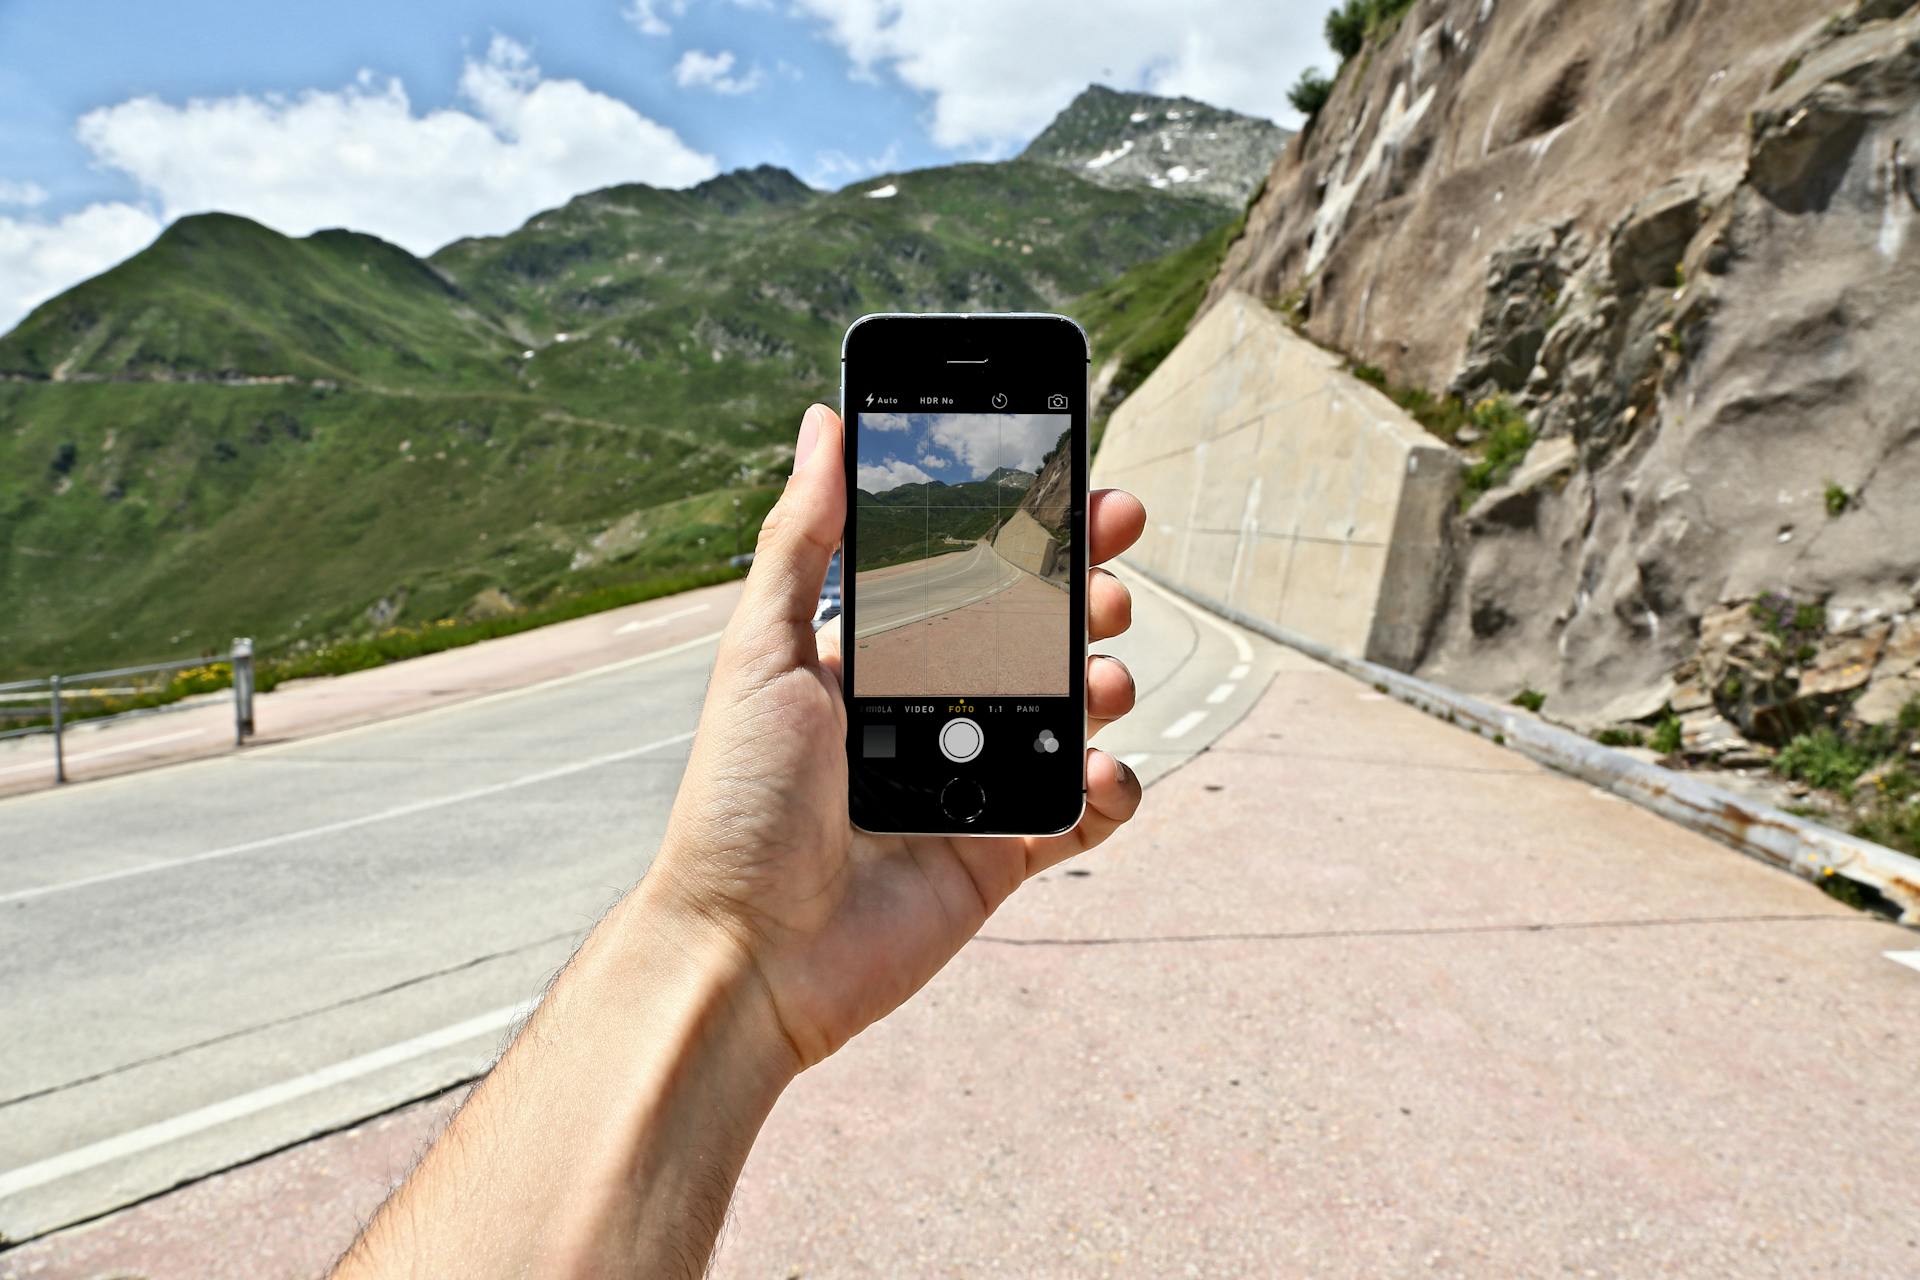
[333,874,798,1279]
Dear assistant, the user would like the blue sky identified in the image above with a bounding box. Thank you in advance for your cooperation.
[0,0,1322,329]
[857,412,1068,492]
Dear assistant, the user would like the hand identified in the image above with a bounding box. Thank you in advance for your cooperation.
[653,403,1146,1069]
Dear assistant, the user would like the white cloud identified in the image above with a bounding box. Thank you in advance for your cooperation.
[0,201,162,332]
[672,49,766,96]
[621,0,685,36]
[925,412,1066,480]
[861,411,912,432]
[70,35,716,261]
[0,36,718,334]
[0,180,49,208]
[786,0,1321,149]
[858,458,933,491]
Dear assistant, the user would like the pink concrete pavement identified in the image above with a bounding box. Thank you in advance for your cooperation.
[0,578,743,799]
[11,648,1919,1278]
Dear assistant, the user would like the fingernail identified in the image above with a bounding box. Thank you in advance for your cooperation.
[792,404,825,476]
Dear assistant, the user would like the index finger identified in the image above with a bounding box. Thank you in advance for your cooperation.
[1090,489,1144,567]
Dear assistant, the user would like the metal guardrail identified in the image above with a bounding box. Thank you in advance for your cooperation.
[1127,563,1920,927]
[0,638,257,784]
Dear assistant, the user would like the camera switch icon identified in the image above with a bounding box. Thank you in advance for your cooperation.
[1047,393,1068,410]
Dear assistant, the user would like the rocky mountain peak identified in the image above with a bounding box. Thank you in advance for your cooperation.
[1020,83,1292,207]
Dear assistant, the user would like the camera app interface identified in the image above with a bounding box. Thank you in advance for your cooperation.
[853,411,1072,697]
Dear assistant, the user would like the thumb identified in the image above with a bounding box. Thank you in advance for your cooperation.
[727,404,845,668]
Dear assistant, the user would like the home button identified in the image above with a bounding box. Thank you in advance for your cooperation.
[940,778,987,825]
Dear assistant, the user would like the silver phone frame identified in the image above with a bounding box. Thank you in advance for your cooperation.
[839,311,1092,838]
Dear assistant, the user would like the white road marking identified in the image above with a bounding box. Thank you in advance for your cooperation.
[1885,951,1920,975]
[854,545,1023,640]
[1162,710,1208,740]
[0,728,204,779]
[1121,562,1254,663]
[612,603,707,635]
[0,1000,535,1200]
[1205,683,1236,705]
[0,730,697,907]
[1229,663,1251,680]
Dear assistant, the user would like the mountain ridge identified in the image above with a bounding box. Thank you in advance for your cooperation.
[0,85,1276,676]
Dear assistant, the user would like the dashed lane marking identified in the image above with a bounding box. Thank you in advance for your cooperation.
[613,603,708,635]
[1886,951,1920,975]
[0,731,696,907]
[1162,710,1208,740]
[1205,683,1237,705]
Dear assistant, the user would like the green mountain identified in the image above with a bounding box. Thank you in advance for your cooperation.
[0,89,1277,677]
[853,469,1035,572]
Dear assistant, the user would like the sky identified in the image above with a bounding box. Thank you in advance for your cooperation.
[0,0,1328,331]
[857,412,1068,492]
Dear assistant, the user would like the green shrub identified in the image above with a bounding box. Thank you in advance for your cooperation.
[1773,728,1876,796]
[1651,713,1684,756]
[1325,2,1369,59]
[1458,398,1536,508]
[1288,67,1335,118]
[1594,727,1646,748]
[1824,482,1849,517]
[1511,688,1547,713]
[1324,0,1417,62]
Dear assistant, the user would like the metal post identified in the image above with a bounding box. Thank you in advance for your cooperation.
[50,673,65,785]
[232,637,255,745]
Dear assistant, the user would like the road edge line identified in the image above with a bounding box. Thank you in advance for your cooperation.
[1121,560,1920,928]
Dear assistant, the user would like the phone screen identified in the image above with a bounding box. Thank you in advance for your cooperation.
[840,313,1088,836]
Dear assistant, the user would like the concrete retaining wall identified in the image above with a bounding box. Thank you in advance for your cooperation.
[1091,290,1458,669]
[993,509,1064,582]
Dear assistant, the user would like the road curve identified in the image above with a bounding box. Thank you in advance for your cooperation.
[0,561,1268,1243]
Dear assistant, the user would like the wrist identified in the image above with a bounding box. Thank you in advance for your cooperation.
[492,872,799,1272]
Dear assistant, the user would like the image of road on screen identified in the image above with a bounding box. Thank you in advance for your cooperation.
[853,411,1072,697]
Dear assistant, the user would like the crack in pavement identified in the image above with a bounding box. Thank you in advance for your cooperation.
[0,929,581,1112]
[1203,745,1543,775]
[978,911,1872,948]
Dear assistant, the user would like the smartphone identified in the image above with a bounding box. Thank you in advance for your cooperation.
[839,313,1089,837]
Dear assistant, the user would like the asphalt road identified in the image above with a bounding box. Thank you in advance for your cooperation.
[0,562,1276,1243]
[8,565,1919,1277]
[852,542,1022,639]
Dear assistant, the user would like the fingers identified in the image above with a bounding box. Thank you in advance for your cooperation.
[1089,489,1145,567]
[1090,567,1131,642]
[1021,749,1143,877]
[815,614,843,679]
[723,405,846,675]
[1087,654,1134,739]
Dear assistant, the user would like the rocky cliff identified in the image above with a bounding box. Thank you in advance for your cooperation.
[1204,0,1920,756]
[1022,85,1292,208]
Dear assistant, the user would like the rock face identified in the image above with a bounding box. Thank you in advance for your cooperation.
[1204,0,1920,723]
[994,434,1072,582]
[1020,85,1293,208]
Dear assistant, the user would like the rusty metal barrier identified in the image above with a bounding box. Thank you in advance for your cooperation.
[1128,562,1920,927]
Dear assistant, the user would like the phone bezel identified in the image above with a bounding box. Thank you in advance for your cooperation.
[839,312,1090,837]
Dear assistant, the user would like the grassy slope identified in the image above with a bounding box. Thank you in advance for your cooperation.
[0,164,1227,677]
[853,474,1028,572]
[1076,217,1244,451]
